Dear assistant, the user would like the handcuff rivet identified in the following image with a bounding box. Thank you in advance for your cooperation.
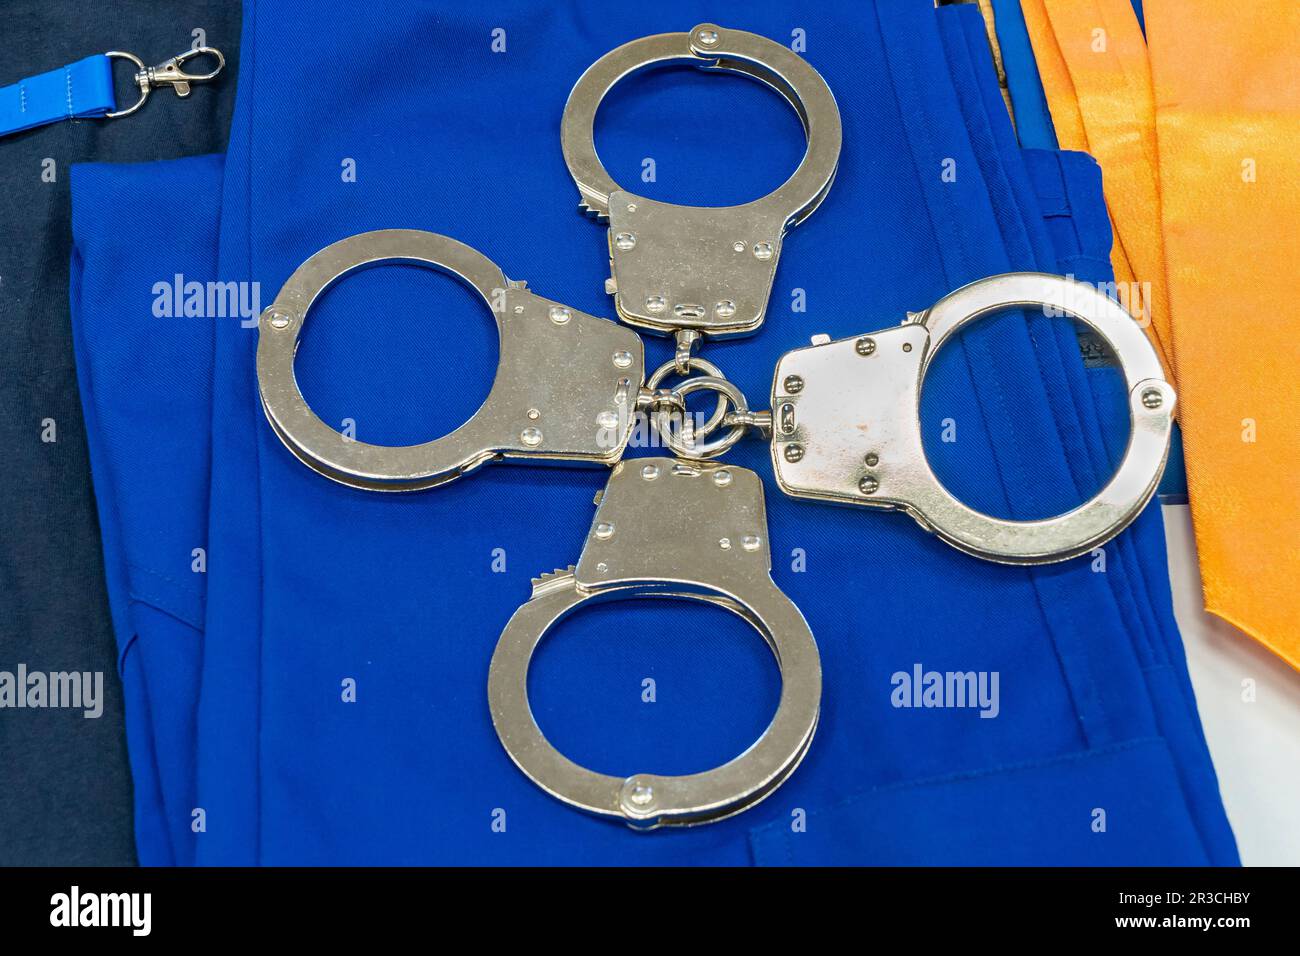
[597,411,619,429]
[696,29,720,46]
[902,342,913,353]
[626,782,655,807]
[715,300,737,318]
[712,469,732,487]
[855,337,877,356]
[595,522,615,540]
[1141,387,1163,410]
[645,295,666,313]
[626,203,637,213]
[548,306,572,325]
[859,476,879,495]
[719,537,732,550]
[520,427,543,447]
[640,463,660,481]
[783,375,804,394]
[613,349,634,368]
[865,452,879,467]
[614,233,637,251]
[732,241,746,253]
[267,310,292,330]
[784,444,805,463]
[742,535,761,551]
[527,408,540,420]
[753,242,774,261]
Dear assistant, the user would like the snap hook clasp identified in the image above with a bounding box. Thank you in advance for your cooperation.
[141,46,225,96]
[104,46,225,118]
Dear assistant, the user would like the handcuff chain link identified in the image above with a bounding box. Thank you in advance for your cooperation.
[637,354,772,460]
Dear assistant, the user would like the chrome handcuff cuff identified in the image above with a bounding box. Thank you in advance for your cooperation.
[256,229,643,490]
[561,24,842,368]
[255,26,1175,830]
[488,457,819,827]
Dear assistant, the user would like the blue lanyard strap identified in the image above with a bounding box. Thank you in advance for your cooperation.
[0,46,224,138]
[0,54,116,136]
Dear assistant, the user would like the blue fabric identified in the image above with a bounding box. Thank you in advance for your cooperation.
[71,154,221,866]
[70,1,1235,865]
[940,5,1232,866]
[991,0,1058,149]
[0,53,114,136]
[989,0,1184,498]
[752,738,1201,865]
[1158,424,1188,502]
[1132,0,1146,36]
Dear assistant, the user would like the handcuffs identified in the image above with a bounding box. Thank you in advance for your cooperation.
[255,26,1175,829]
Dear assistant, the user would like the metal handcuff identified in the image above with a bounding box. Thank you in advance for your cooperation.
[255,25,1175,829]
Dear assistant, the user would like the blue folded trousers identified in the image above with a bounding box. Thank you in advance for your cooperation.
[70,1,1236,865]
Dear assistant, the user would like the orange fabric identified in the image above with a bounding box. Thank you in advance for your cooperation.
[1145,0,1300,668]
[1019,0,1088,150]
[1020,0,1300,665]
[1022,0,1173,383]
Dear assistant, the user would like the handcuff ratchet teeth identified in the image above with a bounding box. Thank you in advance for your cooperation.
[256,229,645,491]
[561,24,842,355]
[488,456,820,829]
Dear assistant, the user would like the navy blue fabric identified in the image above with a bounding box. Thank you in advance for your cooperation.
[1,0,239,865]
[70,1,1234,865]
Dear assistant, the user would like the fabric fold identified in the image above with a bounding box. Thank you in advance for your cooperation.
[68,0,1236,865]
